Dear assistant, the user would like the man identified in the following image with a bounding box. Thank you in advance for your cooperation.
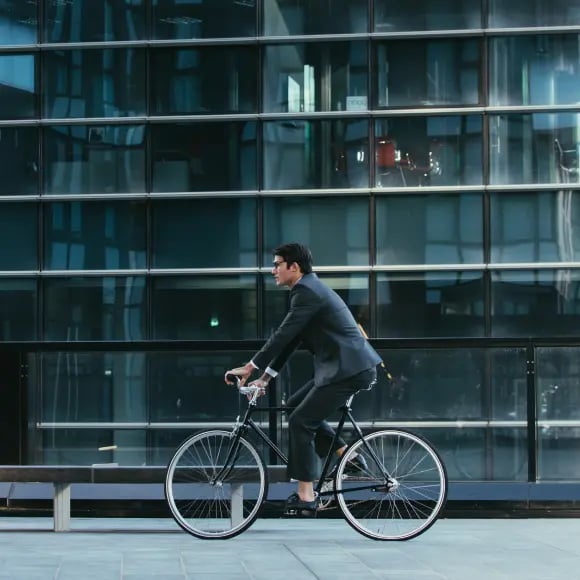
[225,243,382,514]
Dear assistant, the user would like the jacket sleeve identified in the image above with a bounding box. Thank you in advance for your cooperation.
[251,284,321,371]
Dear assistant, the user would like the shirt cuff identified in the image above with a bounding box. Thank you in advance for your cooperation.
[249,360,259,370]
[265,367,278,378]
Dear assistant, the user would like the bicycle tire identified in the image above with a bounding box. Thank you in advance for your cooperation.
[165,429,268,539]
[335,429,447,541]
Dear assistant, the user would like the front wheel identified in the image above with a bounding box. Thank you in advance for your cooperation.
[335,429,447,540]
[165,429,268,539]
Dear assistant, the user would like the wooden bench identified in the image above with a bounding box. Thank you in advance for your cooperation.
[0,465,288,532]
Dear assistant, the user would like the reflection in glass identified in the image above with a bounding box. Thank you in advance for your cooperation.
[376,193,483,265]
[151,122,257,192]
[0,203,37,270]
[375,116,482,187]
[44,0,145,42]
[263,120,368,190]
[0,127,38,195]
[538,428,580,480]
[263,0,367,35]
[490,113,580,186]
[150,46,257,115]
[490,348,528,421]
[491,191,580,263]
[374,0,481,31]
[44,49,146,118]
[44,201,146,270]
[263,42,367,113]
[375,39,480,108]
[0,54,35,119]
[44,125,146,195]
[263,197,368,267]
[151,198,257,268]
[0,1,37,45]
[376,271,484,338]
[151,275,257,340]
[490,35,580,107]
[153,0,256,39]
[0,279,36,340]
[43,277,146,340]
[491,270,580,337]
[489,0,580,28]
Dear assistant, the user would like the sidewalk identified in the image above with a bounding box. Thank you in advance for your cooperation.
[0,516,577,579]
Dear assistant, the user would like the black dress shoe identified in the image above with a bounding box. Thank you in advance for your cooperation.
[328,453,368,479]
[284,492,318,517]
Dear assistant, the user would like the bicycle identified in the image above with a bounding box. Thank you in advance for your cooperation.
[165,376,448,541]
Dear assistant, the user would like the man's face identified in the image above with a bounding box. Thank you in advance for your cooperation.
[272,255,301,287]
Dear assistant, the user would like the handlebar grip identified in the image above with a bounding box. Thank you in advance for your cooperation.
[226,373,241,385]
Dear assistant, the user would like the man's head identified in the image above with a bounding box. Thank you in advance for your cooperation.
[271,243,313,287]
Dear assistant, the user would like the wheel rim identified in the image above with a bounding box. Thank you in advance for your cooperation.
[336,430,447,540]
[165,430,266,538]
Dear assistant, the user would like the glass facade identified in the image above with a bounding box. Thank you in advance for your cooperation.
[0,1,579,491]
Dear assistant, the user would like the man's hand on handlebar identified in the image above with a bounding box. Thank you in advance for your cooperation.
[224,363,255,386]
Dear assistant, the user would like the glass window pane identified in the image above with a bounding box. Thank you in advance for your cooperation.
[264,0,367,35]
[44,0,145,42]
[263,197,369,267]
[0,1,37,45]
[375,39,480,108]
[376,193,483,265]
[490,348,528,421]
[263,120,369,190]
[44,201,146,270]
[491,191,580,263]
[0,203,37,270]
[0,279,36,340]
[0,54,36,119]
[153,0,256,39]
[263,42,367,113]
[489,0,580,28]
[44,124,146,195]
[490,113,580,186]
[150,46,257,115]
[152,198,257,268]
[151,122,257,192]
[43,276,146,340]
[151,275,257,340]
[44,49,146,118]
[490,35,580,107]
[538,427,580,480]
[0,127,38,195]
[375,116,482,188]
[491,270,580,337]
[376,271,484,338]
[374,0,481,31]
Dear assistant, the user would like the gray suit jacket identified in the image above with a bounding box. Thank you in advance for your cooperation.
[252,273,382,387]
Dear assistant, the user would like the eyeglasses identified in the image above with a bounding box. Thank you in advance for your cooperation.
[272,260,286,269]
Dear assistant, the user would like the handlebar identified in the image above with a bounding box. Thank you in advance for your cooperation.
[225,373,264,398]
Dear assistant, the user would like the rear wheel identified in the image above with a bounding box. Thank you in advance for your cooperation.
[165,429,267,539]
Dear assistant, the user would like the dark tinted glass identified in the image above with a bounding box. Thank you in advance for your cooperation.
[0,1,37,44]
[538,428,580,480]
[263,0,367,35]
[43,277,146,340]
[44,0,145,42]
[0,279,36,340]
[263,197,369,267]
[489,0,580,28]
[151,46,257,115]
[376,271,484,338]
[44,49,146,118]
[375,116,483,188]
[376,193,483,265]
[44,201,146,270]
[151,275,257,340]
[44,125,146,195]
[151,122,257,192]
[0,126,38,195]
[491,191,580,263]
[375,39,480,108]
[374,0,481,31]
[491,270,580,337]
[263,42,367,113]
[152,0,256,39]
[0,203,37,270]
[263,120,368,190]
[151,198,257,268]
[0,54,36,119]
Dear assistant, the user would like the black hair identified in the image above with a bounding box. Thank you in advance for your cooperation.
[273,243,313,274]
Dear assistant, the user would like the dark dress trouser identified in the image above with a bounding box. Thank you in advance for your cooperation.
[285,366,377,482]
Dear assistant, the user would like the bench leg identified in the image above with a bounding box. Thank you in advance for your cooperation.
[231,484,243,527]
[53,483,71,532]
